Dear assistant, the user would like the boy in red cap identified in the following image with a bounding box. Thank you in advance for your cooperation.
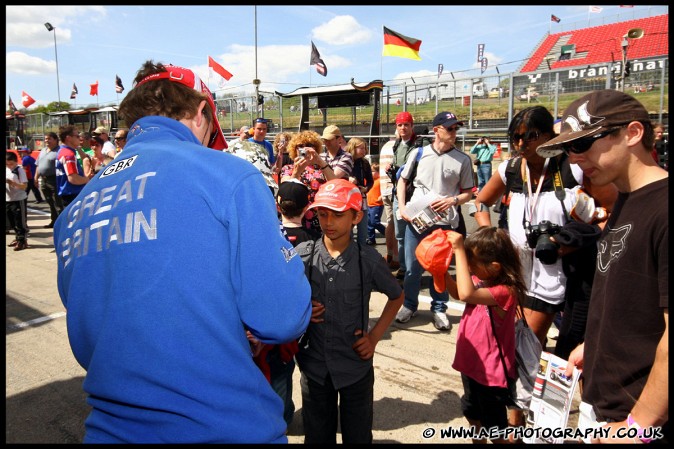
[295,178,404,443]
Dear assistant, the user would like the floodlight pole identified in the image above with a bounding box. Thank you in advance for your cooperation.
[45,22,61,110]
[253,6,262,118]
[621,36,629,92]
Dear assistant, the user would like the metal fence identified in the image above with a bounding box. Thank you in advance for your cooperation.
[14,59,668,154]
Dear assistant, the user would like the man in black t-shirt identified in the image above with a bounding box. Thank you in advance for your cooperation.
[538,90,669,444]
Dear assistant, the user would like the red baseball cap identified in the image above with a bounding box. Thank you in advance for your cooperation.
[395,111,414,125]
[415,229,454,292]
[307,179,362,212]
[135,65,227,150]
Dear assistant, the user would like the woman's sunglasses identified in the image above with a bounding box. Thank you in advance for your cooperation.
[511,130,540,143]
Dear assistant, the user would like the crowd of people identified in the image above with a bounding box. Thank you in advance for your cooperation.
[9,58,668,444]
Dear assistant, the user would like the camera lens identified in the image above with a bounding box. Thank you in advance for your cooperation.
[535,236,559,264]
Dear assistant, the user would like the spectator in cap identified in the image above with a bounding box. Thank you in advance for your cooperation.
[381,111,419,279]
[295,178,403,444]
[319,125,353,180]
[277,180,319,245]
[395,111,474,331]
[53,60,310,444]
[92,126,117,160]
[17,147,44,203]
[542,90,668,444]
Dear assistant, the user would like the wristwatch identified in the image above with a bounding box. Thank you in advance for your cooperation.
[453,196,459,205]
[627,413,653,444]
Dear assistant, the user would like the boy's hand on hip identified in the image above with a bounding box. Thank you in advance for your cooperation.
[352,329,375,360]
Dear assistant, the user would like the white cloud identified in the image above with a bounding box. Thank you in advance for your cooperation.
[312,16,372,46]
[6,51,54,76]
[5,5,104,47]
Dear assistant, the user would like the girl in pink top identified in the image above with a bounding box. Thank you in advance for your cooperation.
[444,227,526,443]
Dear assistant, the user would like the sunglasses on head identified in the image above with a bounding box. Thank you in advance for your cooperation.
[511,130,540,143]
[561,127,622,155]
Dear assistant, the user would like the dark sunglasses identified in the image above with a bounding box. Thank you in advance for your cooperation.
[511,130,540,143]
[445,126,460,132]
[562,127,622,155]
[115,136,126,141]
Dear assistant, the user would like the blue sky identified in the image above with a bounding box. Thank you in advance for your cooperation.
[6,4,668,109]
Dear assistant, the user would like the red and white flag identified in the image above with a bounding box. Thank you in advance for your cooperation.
[90,81,99,96]
[21,91,36,108]
[551,14,561,23]
[589,6,603,13]
[208,56,233,81]
[115,75,124,94]
[310,41,328,77]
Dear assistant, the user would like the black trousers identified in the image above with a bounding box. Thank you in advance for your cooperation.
[300,368,374,444]
[6,200,28,241]
[24,179,44,202]
[40,177,63,223]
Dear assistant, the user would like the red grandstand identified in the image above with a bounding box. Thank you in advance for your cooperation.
[520,14,668,72]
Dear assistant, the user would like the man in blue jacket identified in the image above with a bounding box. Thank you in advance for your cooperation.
[53,60,312,444]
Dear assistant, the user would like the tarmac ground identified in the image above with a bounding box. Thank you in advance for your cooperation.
[6,190,580,444]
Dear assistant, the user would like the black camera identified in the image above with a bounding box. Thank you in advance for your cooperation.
[525,220,562,264]
[386,163,400,184]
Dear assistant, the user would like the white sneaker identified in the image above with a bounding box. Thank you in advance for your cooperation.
[433,312,451,330]
[396,306,417,323]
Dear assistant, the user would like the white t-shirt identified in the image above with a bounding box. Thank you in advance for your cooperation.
[400,144,474,228]
[102,141,116,159]
[496,158,584,305]
[378,140,395,196]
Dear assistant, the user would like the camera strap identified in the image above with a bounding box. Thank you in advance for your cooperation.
[522,157,549,228]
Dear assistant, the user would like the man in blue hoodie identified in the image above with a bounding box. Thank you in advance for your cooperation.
[53,60,312,444]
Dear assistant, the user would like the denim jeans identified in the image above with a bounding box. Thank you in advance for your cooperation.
[367,205,386,240]
[354,202,368,245]
[392,197,407,271]
[300,368,374,444]
[476,161,492,191]
[403,224,452,313]
[269,352,296,427]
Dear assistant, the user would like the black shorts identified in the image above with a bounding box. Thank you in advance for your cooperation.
[460,374,512,433]
[520,295,565,314]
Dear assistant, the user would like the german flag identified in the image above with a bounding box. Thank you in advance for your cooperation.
[382,26,421,60]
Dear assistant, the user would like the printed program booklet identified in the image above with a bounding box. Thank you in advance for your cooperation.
[403,191,456,234]
[524,351,581,444]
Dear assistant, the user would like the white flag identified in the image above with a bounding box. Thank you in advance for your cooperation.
[590,6,603,13]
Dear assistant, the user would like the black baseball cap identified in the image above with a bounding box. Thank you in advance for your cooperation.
[277,181,310,210]
[432,111,464,129]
